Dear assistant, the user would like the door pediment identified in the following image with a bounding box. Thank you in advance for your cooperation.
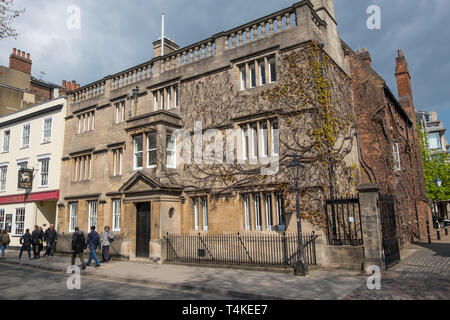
[119,172,162,194]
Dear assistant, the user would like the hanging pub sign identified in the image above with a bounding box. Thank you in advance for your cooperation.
[18,169,33,189]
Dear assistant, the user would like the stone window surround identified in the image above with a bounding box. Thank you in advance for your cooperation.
[111,147,124,177]
[241,191,285,232]
[114,101,126,124]
[75,109,96,134]
[72,153,93,182]
[112,199,121,232]
[191,195,209,232]
[152,84,179,112]
[237,52,277,91]
[237,117,279,161]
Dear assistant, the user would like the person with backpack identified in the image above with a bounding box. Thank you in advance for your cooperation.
[43,224,58,257]
[19,229,32,260]
[71,227,86,270]
[0,229,10,259]
[85,226,101,267]
[31,225,42,259]
[100,225,114,263]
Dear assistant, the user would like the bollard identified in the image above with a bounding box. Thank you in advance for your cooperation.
[445,227,448,236]
[426,221,432,244]
[437,224,441,241]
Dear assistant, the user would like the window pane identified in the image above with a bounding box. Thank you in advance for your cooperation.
[134,136,143,168]
[250,63,256,87]
[252,125,258,158]
[259,61,266,85]
[254,195,261,231]
[240,68,246,90]
[428,132,441,149]
[242,127,249,160]
[269,58,276,82]
[261,123,268,156]
[0,167,7,190]
[271,120,279,155]
[244,196,251,231]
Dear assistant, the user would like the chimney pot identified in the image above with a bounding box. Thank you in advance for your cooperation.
[398,50,404,57]
[62,80,66,89]
[26,53,30,60]
[13,48,17,55]
[76,84,80,89]
[21,51,25,57]
[17,50,21,56]
[357,49,361,54]
[72,81,76,90]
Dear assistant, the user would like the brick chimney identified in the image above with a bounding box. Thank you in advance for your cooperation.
[395,50,416,121]
[9,48,32,74]
[61,80,80,93]
[153,37,179,58]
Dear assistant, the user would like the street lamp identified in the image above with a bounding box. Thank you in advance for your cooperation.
[436,177,442,188]
[286,156,308,276]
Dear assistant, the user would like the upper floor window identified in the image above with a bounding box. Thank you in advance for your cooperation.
[134,135,143,170]
[392,143,401,172]
[428,132,442,150]
[38,158,50,187]
[240,119,279,160]
[73,154,92,181]
[147,132,157,168]
[239,55,276,91]
[2,130,10,152]
[42,117,52,143]
[77,111,95,133]
[153,85,179,111]
[0,165,7,191]
[166,133,176,169]
[18,161,28,170]
[21,124,30,148]
[115,102,125,124]
[112,148,123,177]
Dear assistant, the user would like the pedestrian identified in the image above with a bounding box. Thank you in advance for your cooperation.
[38,226,44,257]
[71,227,86,270]
[0,229,10,259]
[19,229,32,260]
[100,226,114,263]
[86,226,101,267]
[31,225,42,259]
[43,224,58,257]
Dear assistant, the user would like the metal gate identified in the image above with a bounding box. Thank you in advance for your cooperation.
[379,195,400,268]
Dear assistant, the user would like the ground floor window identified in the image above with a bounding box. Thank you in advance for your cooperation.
[0,209,4,230]
[69,203,78,232]
[5,214,12,233]
[14,208,25,236]
[194,198,199,231]
[203,198,208,231]
[243,192,285,231]
[112,199,121,231]
[243,195,251,231]
[254,195,262,231]
[88,201,98,230]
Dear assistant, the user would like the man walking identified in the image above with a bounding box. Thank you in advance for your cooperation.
[44,224,58,257]
[0,230,10,259]
[86,226,101,267]
[100,226,114,263]
[19,229,32,260]
[31,225,42,259]
[71,227,86,270]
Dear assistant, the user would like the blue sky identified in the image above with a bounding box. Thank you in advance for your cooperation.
[0,0,449,131]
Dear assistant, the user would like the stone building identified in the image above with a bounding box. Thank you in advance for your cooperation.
[57,0,363,261]
[56,0,429,265]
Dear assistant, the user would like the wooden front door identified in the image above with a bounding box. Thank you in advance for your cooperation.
[136,202,151,258]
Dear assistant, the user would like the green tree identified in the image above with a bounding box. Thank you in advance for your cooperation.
[0,0,24,40]
[418,125,450,201]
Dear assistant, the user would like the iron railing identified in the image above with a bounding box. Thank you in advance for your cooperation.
[164,232,318,268]
[326,196,363,246]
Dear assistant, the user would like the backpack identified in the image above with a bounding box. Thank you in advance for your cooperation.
[2,234,10,245]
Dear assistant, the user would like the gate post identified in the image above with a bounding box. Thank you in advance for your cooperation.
[357,184,384,270]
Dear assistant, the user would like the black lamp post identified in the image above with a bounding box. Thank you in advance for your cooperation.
[287,156,308,276]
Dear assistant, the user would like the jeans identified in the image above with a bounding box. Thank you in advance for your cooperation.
[71,252,86,267]
[32,244,40,258]
[0,244,5,257]
[19,248,31,259]
[87,249,100,266]
[102,246,110,262]
[45,242,53,256]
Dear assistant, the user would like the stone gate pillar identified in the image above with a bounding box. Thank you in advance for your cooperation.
[357,183,384,270]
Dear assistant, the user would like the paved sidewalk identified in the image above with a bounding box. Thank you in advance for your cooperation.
[344,235,450,300]
[0,250,365,300]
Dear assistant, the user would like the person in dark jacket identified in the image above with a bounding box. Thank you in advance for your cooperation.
[19,229,32,260]
[86,226,101,267]
[38,227,44,256]
[31,225,42,259]
[43,224,58,257]
[71,227,86,269]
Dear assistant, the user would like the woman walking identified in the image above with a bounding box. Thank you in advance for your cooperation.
[0,230,10,259]
[100,226,114,263]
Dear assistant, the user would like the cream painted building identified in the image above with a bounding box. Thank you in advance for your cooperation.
[0,97,66,247]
